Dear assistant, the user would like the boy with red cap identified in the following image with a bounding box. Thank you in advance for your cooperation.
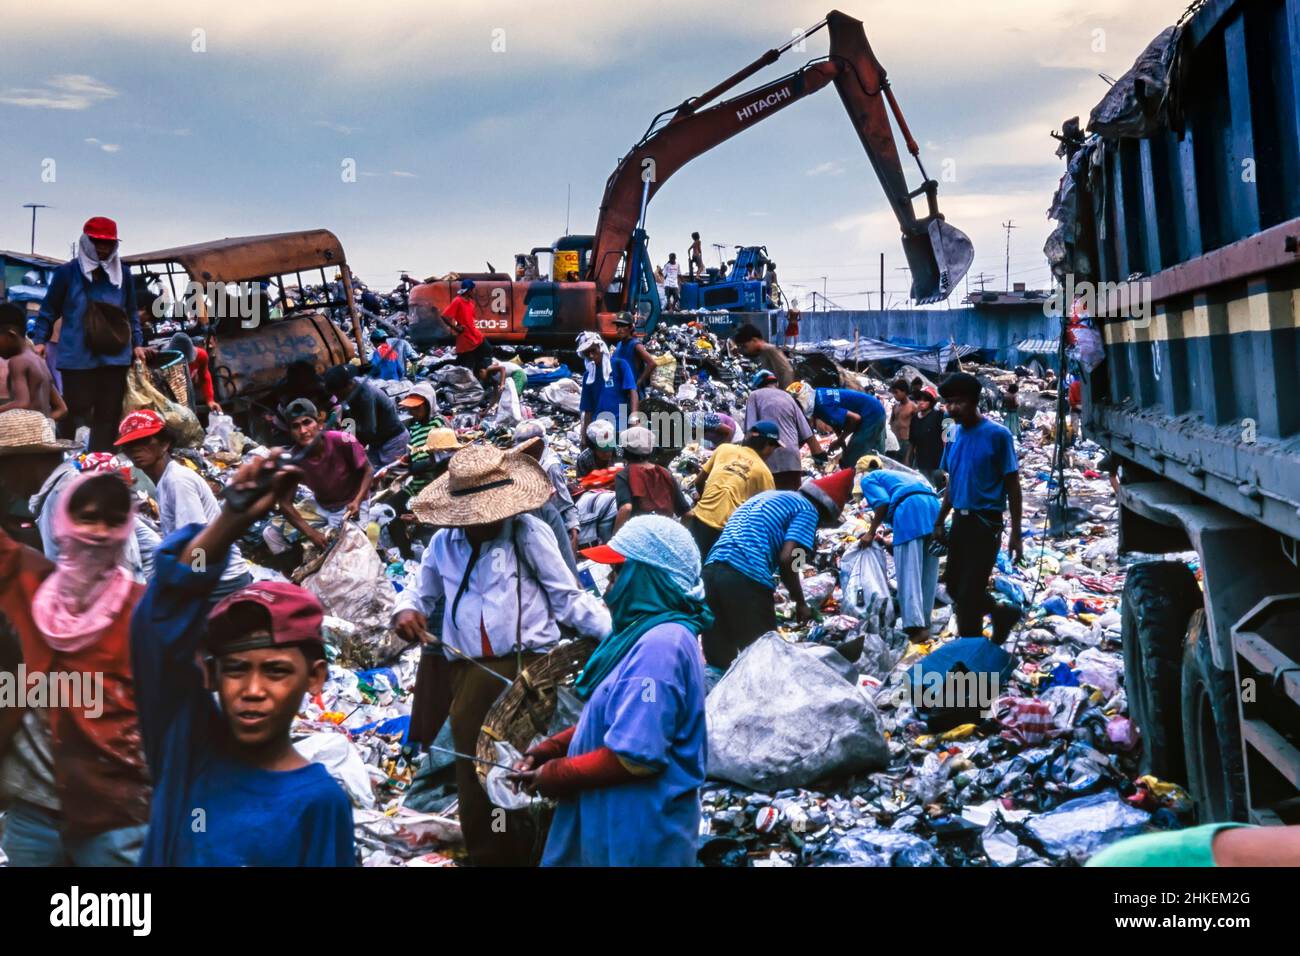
[130,454,354,866]
[699,468,854,668]
[31,217,152,452]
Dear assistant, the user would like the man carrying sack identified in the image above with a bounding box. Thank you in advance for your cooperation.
[391,444,611,866]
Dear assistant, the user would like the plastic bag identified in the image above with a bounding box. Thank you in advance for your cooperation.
[123,363,205,448]
[540,377,582,413]
[706,633,889,790]
[651,354,677,392]
[1026,791,1150,862]
[811,827,942,867]
[299,521,403,666]
[484,376,524,428]
[294,731,376,809]
[838,541,893,634]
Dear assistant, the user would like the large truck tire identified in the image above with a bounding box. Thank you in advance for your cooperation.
[1180,609,1248,823]
[1120,561,1201,782]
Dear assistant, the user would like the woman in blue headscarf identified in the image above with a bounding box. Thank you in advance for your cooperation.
[508,515,712,866]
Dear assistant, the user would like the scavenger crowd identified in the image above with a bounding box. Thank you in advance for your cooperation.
[15,214,1206,871]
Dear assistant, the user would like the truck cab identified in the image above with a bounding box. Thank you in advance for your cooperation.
[679,244,772,311]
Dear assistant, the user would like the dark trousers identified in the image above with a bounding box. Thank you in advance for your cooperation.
[59,365,129,452]
[701,562,776,669]
[448,652,542,867]
[943,510,1003,637]
[686,515,722,562]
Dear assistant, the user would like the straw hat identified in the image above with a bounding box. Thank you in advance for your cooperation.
[410,443,553,526]
[0,409,80,456]
[422,427,464,452]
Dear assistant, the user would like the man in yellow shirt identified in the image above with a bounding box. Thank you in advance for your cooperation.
[685,420,779,558]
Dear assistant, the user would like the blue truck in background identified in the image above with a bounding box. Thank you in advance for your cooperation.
[1050,0,1300,827]
[678,245,778,312]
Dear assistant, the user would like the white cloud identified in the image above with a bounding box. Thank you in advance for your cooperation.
[805,160,844,177]
[0,74,117,110]
[391,170,416,178]
[314,120,359,135]
[84,136,121,152]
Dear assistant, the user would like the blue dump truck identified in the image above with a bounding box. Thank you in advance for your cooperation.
[1048,0,1300,826]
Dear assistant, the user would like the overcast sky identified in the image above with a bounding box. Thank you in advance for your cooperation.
[0,0,1190,308]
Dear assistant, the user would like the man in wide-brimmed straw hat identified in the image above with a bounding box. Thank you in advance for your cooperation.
[393,443,611,866]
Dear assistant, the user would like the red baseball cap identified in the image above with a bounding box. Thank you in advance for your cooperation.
[206,581,325,653]
[115,409,166,445]
[579,544,626,565]
[83,216,119,242]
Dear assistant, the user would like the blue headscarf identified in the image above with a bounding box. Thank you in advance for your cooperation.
[574,516,712,699]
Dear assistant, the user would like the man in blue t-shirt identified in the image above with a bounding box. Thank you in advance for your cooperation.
[859,467,942,640]
[611,312,655,397]
[577,332,638,445]
[812,387,886,467]
[933,372,1023,642]
[700,468,855,668]
[130,454,355,866]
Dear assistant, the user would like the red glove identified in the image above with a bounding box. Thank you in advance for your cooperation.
[534,746,640,799]
[525,726,576,765]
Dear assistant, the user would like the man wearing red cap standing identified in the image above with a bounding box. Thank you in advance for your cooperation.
[699,468,855,669]
[31,217,151,452]
[130,454,354,866]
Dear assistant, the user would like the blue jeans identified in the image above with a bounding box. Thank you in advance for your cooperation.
[1,801,146,866]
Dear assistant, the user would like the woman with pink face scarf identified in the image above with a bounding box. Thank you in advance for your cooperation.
[0,471,151,866]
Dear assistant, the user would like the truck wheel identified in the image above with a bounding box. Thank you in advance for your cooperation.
[1180,610,1247,823]
[1121,561,1200,782]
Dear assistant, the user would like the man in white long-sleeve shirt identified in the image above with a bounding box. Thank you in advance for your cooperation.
[392,444,610,866]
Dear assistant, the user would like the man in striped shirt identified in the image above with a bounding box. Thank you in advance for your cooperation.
[396,383,443,497]
[700,468,855,668]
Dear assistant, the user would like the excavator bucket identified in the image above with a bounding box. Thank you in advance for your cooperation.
[901,219,974,305]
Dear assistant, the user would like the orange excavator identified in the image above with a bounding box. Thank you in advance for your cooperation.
[409,10,973,344]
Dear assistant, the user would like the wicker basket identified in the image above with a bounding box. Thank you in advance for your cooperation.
[475,638,598,786]
[154,350,191,409]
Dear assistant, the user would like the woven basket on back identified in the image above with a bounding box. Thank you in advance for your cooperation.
[153,349,191,409]
[476,638,598,786]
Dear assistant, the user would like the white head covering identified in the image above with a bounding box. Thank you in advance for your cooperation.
[76,233,122,288]
[575,330,612,385]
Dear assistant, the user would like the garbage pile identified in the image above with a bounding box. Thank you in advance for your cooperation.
[137,310,1188,867]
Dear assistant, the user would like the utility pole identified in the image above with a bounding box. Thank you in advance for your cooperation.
[818,275,827,311]
[1002,219,1018,291]
[879,252,884,314]
[22,203,49,255]
[972,271,995,292]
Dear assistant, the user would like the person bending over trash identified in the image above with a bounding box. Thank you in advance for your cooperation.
[576,419,624,477]
[733,323,793,389]
[858,461,942,642]
[391,444,610,866]
[700,469,855,669]
[322,364,410,468]
[744,370,822,491]
[613,426,690,532]
[684,419,779,559]
[932,372,1023,642]
[510,516,710,867]
[130,454,354,866]
[262,398,373,558]
[793,381,886,468]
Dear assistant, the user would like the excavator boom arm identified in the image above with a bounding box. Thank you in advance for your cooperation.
[588,9,972,305]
